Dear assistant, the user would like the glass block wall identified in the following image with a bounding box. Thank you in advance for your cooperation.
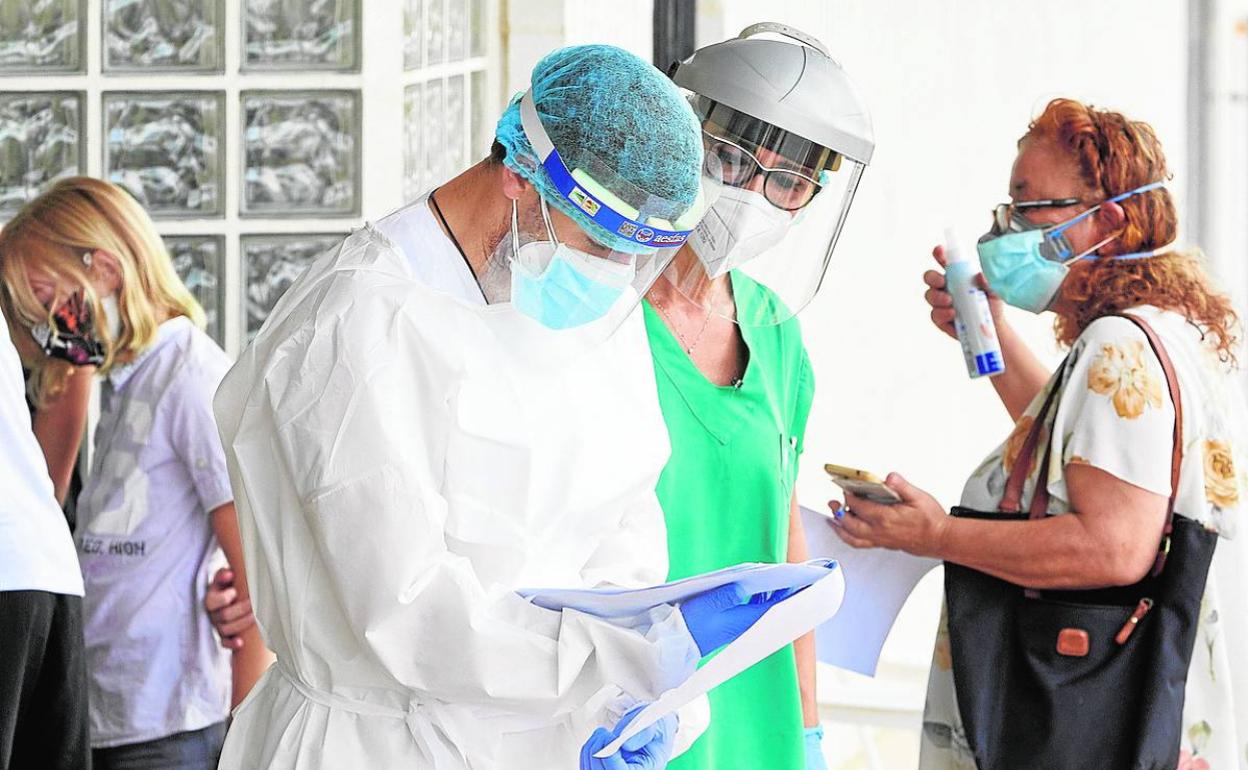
[0,0,497,354]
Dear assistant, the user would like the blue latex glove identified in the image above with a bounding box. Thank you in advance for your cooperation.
[805,725,830,770]
[680,582,798,656]
[580,705,677,770]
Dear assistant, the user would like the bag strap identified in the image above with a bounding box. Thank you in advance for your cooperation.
[1116,313,1183,577]
[1000,313,1182,578]
[999,367,1067,514]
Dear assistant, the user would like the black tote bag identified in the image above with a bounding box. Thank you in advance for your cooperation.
[944,314,1218,770]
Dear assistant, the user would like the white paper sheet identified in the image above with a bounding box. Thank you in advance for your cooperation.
[589,564,845,758]
[520,559,839,618]
[800,505,940,676]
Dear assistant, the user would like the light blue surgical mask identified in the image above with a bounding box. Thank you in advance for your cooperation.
[976,181,1166,313]
[509,199,636,330]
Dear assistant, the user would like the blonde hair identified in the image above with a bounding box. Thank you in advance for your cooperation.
[0,177,205,405]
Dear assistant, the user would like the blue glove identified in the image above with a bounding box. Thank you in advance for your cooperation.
[680,582,798,656]
[580,705,677,770]
[805,725,829,770]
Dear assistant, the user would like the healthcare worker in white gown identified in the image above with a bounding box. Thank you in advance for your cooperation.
[212,45,782,770]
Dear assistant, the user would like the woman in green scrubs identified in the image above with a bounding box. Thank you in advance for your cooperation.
[644,271,816,770]
[651,23,875,770]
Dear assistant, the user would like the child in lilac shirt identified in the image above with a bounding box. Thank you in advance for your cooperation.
[0,178,268,769]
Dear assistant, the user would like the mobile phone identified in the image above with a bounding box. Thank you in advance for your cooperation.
[824,464,902,504]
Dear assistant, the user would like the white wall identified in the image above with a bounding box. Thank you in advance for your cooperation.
[504,0,653,96]
[1203,0,1248,307]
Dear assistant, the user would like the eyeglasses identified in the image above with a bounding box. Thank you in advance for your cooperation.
[991,197,1081,234]
[702,130,823,212]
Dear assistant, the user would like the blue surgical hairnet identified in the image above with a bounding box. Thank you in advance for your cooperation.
[495,44,703,253]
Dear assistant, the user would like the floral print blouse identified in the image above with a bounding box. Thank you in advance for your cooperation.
[920,307,1248,770]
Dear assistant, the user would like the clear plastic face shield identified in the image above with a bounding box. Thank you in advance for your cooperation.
[478,89,720,350]
[662,97,866,327]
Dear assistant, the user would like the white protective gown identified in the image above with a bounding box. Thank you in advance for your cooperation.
[213,203,706,770]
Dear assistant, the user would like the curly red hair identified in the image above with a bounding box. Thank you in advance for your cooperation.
[1025,98,1239,364]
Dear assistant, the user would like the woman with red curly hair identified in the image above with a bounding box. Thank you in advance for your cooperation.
[825,98,1248,768]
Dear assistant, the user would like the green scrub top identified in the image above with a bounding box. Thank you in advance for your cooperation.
[644,272,815,770]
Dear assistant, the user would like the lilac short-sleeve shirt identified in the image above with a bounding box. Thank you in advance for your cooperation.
[76,316,234,747]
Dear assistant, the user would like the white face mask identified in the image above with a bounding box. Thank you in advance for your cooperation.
[687,186,793,279]
[100,293,122,341]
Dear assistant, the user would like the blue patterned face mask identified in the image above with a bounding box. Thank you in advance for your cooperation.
[977,181,1166,313]
[508,199,636,330]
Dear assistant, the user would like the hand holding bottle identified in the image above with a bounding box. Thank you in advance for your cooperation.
[923,245,1006,345]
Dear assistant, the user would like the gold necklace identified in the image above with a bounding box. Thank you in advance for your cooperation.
[651,294,713,354]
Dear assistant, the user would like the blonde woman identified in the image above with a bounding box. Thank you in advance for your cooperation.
[0,177,266,769]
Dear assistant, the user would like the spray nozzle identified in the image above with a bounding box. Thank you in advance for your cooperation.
[943,227,969,265]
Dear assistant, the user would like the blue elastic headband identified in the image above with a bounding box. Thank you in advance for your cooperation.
[518,90,693,248]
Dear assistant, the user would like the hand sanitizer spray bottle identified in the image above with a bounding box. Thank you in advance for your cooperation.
[945,228,1004,378]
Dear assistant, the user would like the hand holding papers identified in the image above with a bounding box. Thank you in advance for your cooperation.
[522,560,844,760]
[579,705,676,770]
[593,566,844,757]
[680,582,798,656]
[529,500,937,759]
